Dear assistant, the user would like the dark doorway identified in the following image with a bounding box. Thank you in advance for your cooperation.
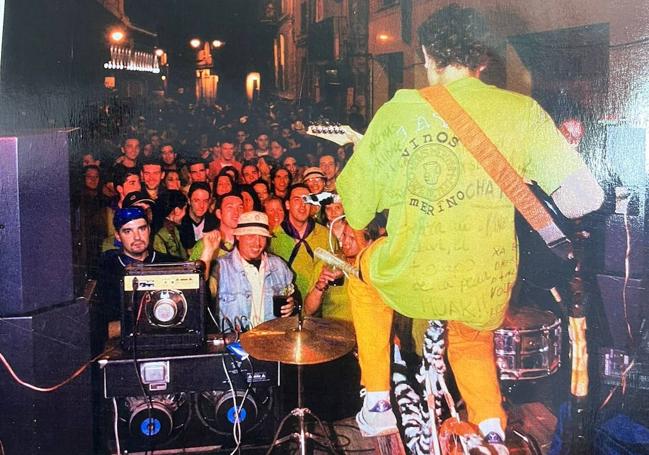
[377,52,404,100]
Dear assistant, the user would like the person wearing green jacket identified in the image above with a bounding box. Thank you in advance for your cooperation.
[153,190,189,260]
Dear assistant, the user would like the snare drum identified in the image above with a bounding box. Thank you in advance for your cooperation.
[494,307,561,381]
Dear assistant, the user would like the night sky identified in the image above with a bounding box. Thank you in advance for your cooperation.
[126,0,271,99]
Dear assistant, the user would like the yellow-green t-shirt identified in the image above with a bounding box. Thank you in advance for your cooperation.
[337,77,586,330]
[189,238,233,261]
[308,261,353,323]
[153,224,188,260]
[269,222,330,300]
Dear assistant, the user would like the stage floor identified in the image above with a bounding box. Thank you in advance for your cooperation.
[213,401,557,454]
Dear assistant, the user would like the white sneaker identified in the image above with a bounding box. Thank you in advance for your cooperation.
[484,432,510,455]
[355,389,399,437]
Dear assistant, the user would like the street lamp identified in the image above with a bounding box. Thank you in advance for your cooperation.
[211,40,224,49]
[109,29,125,43]
[190,38,202,49]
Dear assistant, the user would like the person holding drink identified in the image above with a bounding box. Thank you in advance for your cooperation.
[211,211,296,333]
[304,221,378,325]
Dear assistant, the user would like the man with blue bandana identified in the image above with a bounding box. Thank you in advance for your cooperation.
[97,207,220,338]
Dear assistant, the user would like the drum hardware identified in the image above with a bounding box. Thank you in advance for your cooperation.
[240,314,356,454]
[494,307,562,381]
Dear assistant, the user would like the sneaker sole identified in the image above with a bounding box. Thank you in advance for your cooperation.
[358,426,400,438]
[356,414,399,438]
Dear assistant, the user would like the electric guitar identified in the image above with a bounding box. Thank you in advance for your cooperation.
[515,182,576,290]
[306,122,363,146]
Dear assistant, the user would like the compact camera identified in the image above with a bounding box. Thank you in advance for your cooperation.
[301,191,337,206]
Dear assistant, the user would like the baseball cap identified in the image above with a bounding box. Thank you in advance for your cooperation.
[233,211,272,237]
[123,191,155,208]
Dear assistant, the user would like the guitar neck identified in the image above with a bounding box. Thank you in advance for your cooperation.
[306,123,363,146]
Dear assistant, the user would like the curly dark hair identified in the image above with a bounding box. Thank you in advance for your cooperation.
[417,4,490,71]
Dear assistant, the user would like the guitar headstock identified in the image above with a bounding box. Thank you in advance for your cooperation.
[306,122,363,146]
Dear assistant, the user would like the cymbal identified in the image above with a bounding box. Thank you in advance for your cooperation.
[240,316,356,365]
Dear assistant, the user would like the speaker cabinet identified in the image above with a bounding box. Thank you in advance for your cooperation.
[604,214,645,277]
[101,346,279,453]
[0,299,93,455]
[597,274,648,349]
[0,130,73,316]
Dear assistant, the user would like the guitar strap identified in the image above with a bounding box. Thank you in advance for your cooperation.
[419,85,573,260]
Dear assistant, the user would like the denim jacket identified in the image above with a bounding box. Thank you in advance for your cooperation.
[216,249,294,332]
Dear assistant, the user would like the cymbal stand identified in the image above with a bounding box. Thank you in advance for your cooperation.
[266,311,338,455]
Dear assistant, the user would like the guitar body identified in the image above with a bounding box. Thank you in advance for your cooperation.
[515,182,575,289]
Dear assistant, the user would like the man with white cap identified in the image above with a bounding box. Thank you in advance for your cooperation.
[211,211,296,333]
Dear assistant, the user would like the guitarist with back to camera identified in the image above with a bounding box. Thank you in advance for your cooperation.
[335,5,604,453]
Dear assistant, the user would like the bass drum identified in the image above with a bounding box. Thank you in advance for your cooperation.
[494,307,562,381]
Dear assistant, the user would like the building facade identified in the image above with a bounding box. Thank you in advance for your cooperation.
[100,0,161,98]
[271,0,370,121]
[0,0,161,131]
[269,0,649,128]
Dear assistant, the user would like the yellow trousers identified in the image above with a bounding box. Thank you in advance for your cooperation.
[348,238,507,429]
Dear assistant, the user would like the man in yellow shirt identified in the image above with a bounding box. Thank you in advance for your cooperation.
[337,4,604,449]
[269,184,329,300]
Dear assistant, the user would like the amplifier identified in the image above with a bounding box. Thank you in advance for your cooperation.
[598,348,649,391]
[100,339,279,398]
[121,262,206,351]
[597,348,649,429]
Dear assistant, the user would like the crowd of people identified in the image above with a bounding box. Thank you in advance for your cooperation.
[72,95,371,336]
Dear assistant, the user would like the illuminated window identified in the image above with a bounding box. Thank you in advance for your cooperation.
[275,34,287,91]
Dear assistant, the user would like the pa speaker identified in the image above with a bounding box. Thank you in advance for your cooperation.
[196,388,273,436]
[604,214,645,277]
[121,262,206,351]
[0,130,74,316]
[0,298,93,454]
[597,274,647,349]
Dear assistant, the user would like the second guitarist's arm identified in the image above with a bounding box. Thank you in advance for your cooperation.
[551,167,604,219]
